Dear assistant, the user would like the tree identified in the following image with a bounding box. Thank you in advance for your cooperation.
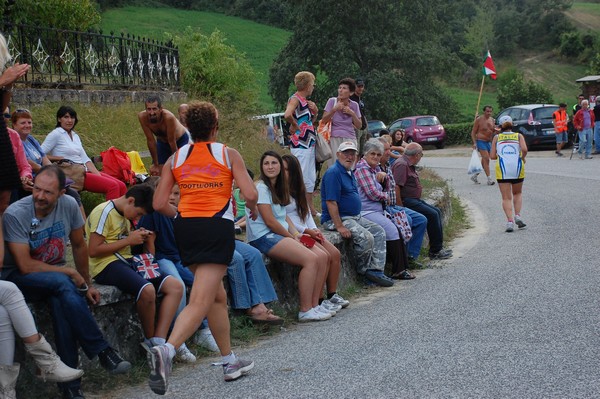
[269,0,462,124]
[10,0,101,31]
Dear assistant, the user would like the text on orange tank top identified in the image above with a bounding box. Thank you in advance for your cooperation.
[172,142,234,220]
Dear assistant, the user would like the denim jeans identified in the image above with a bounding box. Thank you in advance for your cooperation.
[594,124,600,152]
[390,206,427,258]
[5,270,109,391]
[402,198,445,253]
[578,128,593,156]
[227,241,277,310]
[156,258,209,330]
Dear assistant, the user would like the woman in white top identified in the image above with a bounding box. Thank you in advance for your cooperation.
[282,154,349,309]
[246,151,332,322]
[41,106,126,200]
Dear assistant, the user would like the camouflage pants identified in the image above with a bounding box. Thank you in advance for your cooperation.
[323,215,387,275]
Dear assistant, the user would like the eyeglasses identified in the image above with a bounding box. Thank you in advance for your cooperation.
[2,113,10,119]
[29,218,40,240]
[15,108,30,114]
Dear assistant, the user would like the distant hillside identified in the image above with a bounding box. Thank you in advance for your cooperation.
[101,6,290,111]
[566,1,600,31]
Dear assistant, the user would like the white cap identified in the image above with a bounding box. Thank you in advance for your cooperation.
[337,141,358,152]
[498,115,512,125]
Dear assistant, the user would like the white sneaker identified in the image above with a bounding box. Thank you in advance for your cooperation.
[514,215,526,229]
[329,293,350,308]
[487,177,496,185]
[505,221,514,232]
[315,304,336,316]
[175,343,196,363]
[298,308,332,322]
[470,173,480,184]
[194,328,219,352]
[321,299,342,312]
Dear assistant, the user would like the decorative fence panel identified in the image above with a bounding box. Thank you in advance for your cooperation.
[2,23,180,90]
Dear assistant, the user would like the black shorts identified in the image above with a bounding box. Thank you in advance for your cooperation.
[497,178,524,184]
[173,217,235,266]
[94,259,169,302]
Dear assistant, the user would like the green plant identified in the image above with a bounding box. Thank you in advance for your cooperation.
[12,0,101,30]
[497,68,553,109]
[444,122,474,146]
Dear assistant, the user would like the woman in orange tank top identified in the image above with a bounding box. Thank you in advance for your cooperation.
[148,101,258,393]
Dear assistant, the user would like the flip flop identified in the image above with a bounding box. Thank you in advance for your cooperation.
[248,309,284,326]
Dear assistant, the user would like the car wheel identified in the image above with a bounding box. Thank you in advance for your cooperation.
[435,141,445,149]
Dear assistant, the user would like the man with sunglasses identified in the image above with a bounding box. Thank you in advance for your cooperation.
[1,165,130,399]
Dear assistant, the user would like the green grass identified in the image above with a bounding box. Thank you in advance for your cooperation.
[100,6,290,112]
[443,85,499,122]
[567,2,600,31]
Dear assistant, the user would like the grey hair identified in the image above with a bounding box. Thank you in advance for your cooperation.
[0,33,11,71]
[404,145,421,156]
[363,138,384,154]
[582,99,589,106]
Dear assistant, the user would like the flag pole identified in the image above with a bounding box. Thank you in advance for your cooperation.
[475,75,485,120]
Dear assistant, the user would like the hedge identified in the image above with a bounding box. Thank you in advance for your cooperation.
[444,122,473,146]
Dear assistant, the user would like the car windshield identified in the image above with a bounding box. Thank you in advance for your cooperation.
[416,117,439,126]
[368,121,386,130]
[532,107,558,120]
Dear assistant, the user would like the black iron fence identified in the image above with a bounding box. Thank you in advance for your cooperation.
[1,23,180,90]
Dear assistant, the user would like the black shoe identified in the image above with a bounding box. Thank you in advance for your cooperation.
[63,387,85,399]
[391,270,416,280]
[98,347,131,375]
[429,248,453,260]
[364,270,394,287]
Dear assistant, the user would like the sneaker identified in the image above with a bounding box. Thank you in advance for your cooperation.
[586,155,594,159]
[505,221,514,232]
[556,151,564,157]
[321,299,342,312]
[223,357,254,382]
[364,270,394,287]
[298,307,332,322]
[234,225,242,234]
[487,177,496,185]
[62,387,85,399]
[315,304,336,316]
[470,173,480,184]
[194,328,219,352]
[428,249,453,260]
[514,216,526,229]
[175,344,196,363]
[328,293,350,308]
[148,345,172,395]
[98,347,131,375]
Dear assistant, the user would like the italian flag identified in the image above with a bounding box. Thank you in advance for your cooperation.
[483,50,497,80]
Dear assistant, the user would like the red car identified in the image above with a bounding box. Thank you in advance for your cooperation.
[388,115,446,149]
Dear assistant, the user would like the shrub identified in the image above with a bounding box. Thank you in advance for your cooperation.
[11,0,101,31]
[559,32,584,59]
[497,69,553,109]
[444,122,474,146]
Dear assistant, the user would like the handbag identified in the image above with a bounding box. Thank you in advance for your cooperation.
[54,159,86,191]
[385,207,413,242]
[114,252,161,280]
[315,130,332,163]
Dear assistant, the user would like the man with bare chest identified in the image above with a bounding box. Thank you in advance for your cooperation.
[470,105,496,185]
[138,96,190,176]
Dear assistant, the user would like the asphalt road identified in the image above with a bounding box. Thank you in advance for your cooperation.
[113,148,600,399]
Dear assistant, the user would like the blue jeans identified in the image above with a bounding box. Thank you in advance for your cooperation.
[390,206,427,258]
[402,198,445,254]
[5,271,109,391]
[578,128,593,156]
[594,124,600,152]
[156,258,209,330]
[227,241,277,310]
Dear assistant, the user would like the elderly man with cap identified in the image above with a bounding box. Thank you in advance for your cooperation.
[392,143,453,260]
[320,141,393,287]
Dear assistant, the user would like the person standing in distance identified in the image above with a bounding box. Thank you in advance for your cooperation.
[470,105,496,185]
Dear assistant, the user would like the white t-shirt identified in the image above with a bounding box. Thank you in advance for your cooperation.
[246,181,289,242]
[285,197,317,233]
[41,127,92,164]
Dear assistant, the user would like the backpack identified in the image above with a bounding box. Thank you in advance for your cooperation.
[100,146,136,186]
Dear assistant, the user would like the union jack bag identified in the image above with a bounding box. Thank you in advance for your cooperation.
[131,253,161,279]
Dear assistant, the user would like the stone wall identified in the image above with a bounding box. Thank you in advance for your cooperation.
[11,88,187,106]
[15,188,451,386]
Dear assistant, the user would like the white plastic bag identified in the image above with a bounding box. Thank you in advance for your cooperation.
[467,149,484,175]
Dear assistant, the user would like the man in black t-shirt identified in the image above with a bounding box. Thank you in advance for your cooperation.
[350,78,368,155]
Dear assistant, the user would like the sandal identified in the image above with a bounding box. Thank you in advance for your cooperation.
[248,309,284,325]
